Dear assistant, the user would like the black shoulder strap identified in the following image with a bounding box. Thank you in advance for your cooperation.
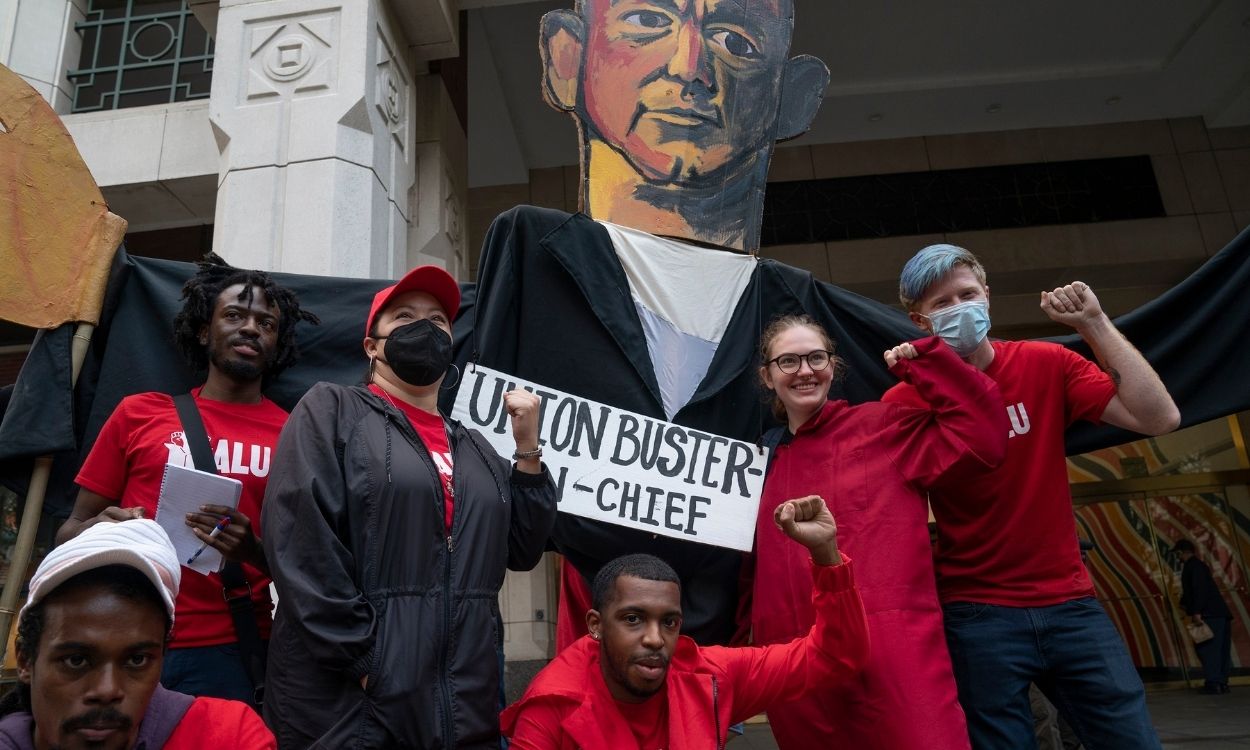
[172,394,217,476]
[171,393,267,706]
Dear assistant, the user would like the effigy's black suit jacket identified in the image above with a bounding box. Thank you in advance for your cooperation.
[446,205,917,644]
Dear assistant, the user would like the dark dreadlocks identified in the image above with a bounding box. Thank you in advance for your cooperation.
[172,253,319,382]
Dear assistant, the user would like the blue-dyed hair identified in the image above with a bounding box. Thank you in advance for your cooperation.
[898,244,987,311]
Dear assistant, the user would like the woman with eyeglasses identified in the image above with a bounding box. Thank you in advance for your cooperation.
[749,314,1007,750]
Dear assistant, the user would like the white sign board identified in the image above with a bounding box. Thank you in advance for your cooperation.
[451,365,769,552]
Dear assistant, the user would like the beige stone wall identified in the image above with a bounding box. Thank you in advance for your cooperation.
[467,118,1250,339]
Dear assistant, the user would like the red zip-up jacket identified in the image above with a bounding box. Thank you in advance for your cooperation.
[501,558,867,750]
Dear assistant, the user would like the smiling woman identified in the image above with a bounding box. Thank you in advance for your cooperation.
[748,313,1008,749]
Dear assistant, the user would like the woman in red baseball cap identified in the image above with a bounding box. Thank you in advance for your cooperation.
[261,265,558,749]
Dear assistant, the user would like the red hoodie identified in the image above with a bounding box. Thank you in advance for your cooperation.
[501,559,867,750]
[750,337,1006,749]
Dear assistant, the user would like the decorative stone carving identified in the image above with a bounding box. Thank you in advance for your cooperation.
[244,11,338,103]
[374,22,407,151]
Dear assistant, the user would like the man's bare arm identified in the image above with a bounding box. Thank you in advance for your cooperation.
[1040,281,1180,436]
[55,488,142,544]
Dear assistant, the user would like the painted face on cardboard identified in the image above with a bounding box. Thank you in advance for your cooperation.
[589,0,789,183]
[543,0,827,185]
[201,283,280,383]
[18,588,166,750]
[587,575,683,703]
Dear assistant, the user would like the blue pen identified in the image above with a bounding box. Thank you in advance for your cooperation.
[187,516,231,566]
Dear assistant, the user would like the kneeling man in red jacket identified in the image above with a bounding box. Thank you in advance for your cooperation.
[502,496,868,749]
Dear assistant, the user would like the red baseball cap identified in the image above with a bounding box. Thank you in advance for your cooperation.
[366,265,461,336]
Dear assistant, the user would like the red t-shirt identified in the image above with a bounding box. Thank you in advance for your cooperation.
[75,389,284,647]
[166,696,275,749]
[615,688,669,750]
[368,385,455,531]
[882,340,1116,606]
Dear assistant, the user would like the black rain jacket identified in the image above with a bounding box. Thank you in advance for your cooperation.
[262,383,557,749]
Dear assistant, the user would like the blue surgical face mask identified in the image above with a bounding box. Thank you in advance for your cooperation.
[924,300,991,357]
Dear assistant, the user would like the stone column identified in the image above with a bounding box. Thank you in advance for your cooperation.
[501,553,559,696]
[1,0,85,114]
[409,72,467,277]
[208,0,414,277]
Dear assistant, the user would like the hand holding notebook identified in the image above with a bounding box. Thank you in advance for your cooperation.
[154,462,243,575]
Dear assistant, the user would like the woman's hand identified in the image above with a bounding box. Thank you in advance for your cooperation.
[883,342,918,368]
[505,389,543,473]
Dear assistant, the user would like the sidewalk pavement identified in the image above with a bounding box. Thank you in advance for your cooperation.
[732,685,1250,748]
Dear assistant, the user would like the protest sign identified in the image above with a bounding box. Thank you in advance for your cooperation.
[452,365,769,552]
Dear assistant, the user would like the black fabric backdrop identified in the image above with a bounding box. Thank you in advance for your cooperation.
[2,223,1248,521]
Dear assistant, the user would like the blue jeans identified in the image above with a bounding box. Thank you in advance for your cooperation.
[1195,616,1232,687]
[161,643,258,708]
[943,597,1160,750]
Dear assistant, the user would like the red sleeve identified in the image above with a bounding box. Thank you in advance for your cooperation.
[75,400,133,499]
[506,700,566,749]
[707,556,868,723]
[1057,346,1117,426]
[884,336,1008,488]
[556,558,592,653]
[731,550,755,647]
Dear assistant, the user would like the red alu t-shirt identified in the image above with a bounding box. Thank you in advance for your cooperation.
[367,385,455,531]
[75,389,284,647]
[882,340,1116,606]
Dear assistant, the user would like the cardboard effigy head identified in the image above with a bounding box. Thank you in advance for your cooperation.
[540,0,829,252]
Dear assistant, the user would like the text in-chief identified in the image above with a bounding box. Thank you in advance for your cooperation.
[451,365,769,552]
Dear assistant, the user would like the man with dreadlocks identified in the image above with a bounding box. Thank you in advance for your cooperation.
[56,253,318,708]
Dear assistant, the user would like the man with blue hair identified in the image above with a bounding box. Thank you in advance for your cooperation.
[884,244,1179,749]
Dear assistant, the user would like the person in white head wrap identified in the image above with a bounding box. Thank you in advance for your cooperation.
[0,519,276,750]
[19,518,180,624]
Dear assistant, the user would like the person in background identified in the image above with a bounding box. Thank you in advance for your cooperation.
[1175,539,1234,695]
[262,265,558,748]
[57,254,318,706]
[501,496,868,749]
[0,519,274,749]
[751,314,1006,749]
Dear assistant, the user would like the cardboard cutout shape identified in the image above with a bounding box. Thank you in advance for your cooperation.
[540,0,828,251]
[0,64,125,329]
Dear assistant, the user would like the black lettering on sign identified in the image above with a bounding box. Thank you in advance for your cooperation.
[549,397,579,453]
[700,436,728,490]
[658,425,687,478]
[596,477,618,512]
[640,484,664,527]
[612,415,641,466]
[721,441,756,498]
[573,402,610,460]
[686,495,710,536]
[683,432,710,485]
[467,370,505,431]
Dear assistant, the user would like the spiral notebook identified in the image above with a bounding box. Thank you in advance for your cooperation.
[154,462,242,575]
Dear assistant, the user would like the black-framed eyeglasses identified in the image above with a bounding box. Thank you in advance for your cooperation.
[767,350,832,374]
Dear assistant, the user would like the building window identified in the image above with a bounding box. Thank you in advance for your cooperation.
[761,156,1165,247]
[67,0,214,113]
